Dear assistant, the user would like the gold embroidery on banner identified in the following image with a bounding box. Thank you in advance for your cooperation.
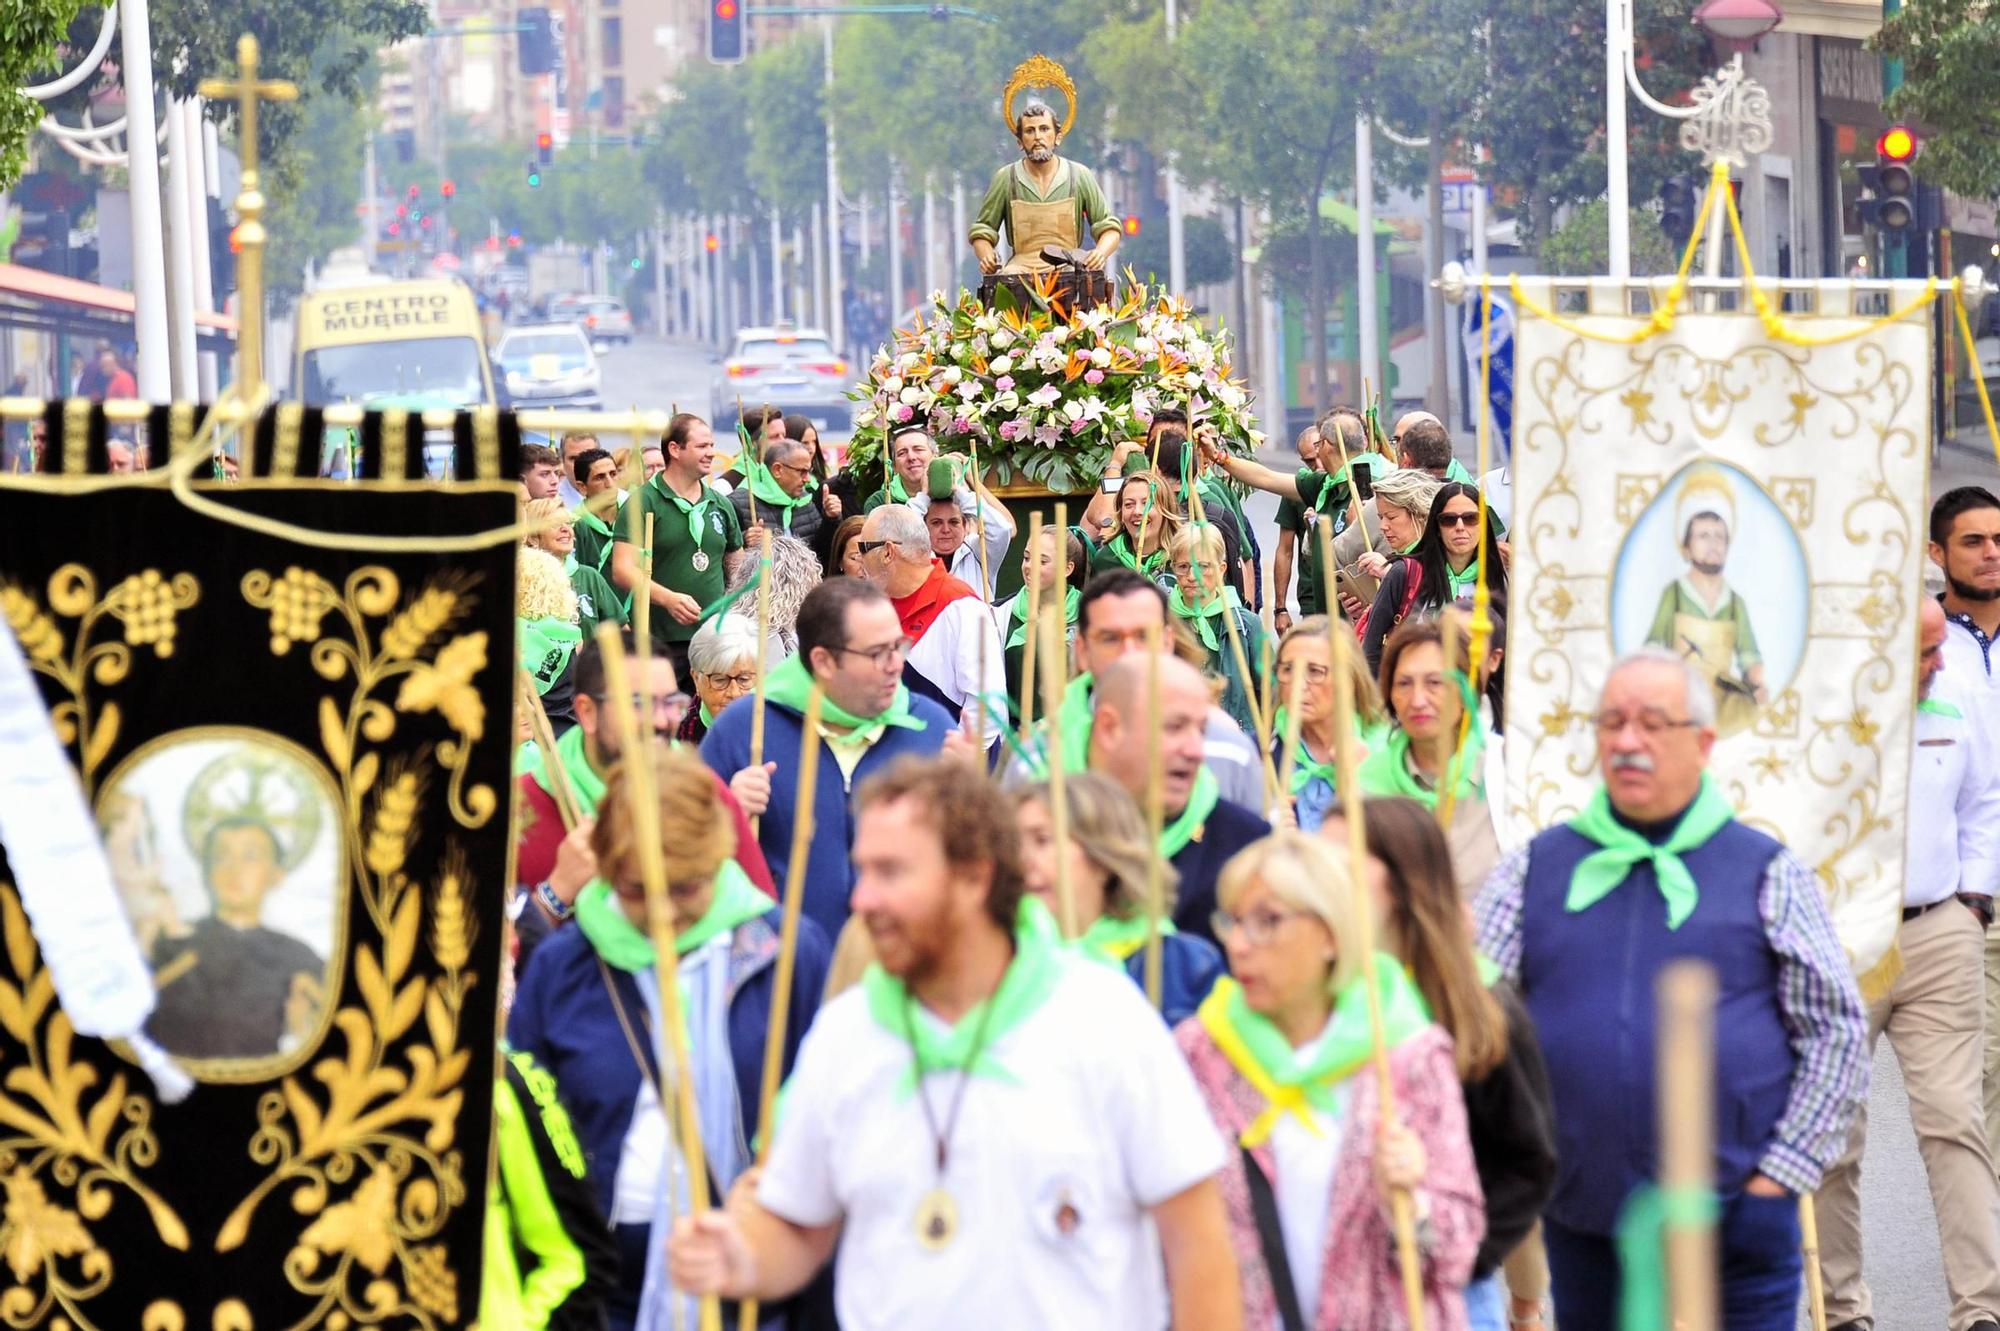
[0,565,201,794]
[271,403,304,479]
[473,407,500,481]
[381,411,409,480]
[170,402,197,461]
[62,399,90,476]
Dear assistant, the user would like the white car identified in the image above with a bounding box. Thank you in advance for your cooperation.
[494,324,602,410]
[710,325,853,444]
[579,298,634,345]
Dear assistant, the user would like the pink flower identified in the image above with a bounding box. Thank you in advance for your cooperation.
[1069,417,1091,436]
[894,404,914,422]
[1084,369,1105,385]
[951,415,973,434]
[1034,424,1062,447]
[995,375,1015,392]
[998,420,1023,441]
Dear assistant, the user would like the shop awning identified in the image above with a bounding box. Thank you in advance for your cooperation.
[0,262,237,351]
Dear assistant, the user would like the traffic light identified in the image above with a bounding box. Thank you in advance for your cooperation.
[630,256,644,270]
[527,160,543,188]
[519,7,555,75]
[1867,126,1918,232]
[387,220,402,237]
[440,179,456,199]
[1659,173,1697,248]
[704,232,720,253]
[536,132,553,165]
[407,183,421,201]
[1122,214,1141,236]
[708,0,744,64]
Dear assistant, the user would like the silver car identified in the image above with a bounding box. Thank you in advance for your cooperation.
[494,323,602,410]
[710,325,853,442]
[580,298,634,345]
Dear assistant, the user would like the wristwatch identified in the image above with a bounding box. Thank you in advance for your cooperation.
[535,880,574,923]
[1960,893,1995,928]
[1100,476,1122,493]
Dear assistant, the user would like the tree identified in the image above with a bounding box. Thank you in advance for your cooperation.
[746,35,824,211]
[1876,0,2000,195]
[1538,200,1680,276]
[1118,214,1236,288]
[0,0,88,189]
[262,43,375,298]
[649,63,756,218]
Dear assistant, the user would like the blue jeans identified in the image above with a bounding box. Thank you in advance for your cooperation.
[1545,1191,1802,1331]
[1464,1274,1507,1331]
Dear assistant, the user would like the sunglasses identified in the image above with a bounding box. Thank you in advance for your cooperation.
[856,538,893,556]
[1434,512,1482,528]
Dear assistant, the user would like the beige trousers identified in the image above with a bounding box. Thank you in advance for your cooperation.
[1985,919,2000,1167]
[1819,901,2000,1331]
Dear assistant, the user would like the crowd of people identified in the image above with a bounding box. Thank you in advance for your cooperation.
[487,398,2000,1331]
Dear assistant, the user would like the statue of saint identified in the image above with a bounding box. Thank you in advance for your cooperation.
[969,57,1122,276]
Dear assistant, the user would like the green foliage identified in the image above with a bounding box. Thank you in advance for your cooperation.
[746,35,825,211]
[0,0,87,189]
[263,47,374,298]
[1877,0,2000,196]
[648,62,755,216]
[1537,200,1680,277]
[1116,214,1237,288]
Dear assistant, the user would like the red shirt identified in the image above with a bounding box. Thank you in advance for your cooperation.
[891,560,979,643]
[101,368,137,400]
[514,768,774,897]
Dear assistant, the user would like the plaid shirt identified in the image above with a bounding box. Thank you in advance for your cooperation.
[1475,834,1867,1195]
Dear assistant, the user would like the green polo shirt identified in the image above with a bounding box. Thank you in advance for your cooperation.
[1276,496,1320,614]
[615,476,743,645]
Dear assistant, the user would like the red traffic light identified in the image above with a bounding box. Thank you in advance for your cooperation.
[715,0,738,16]
[507,233,523,248]
[441,179,456,198]
[387,220,401,237]
[1878,126,1917,162]
[395,203,407,218]
[419,215,433,230]
[407,184,420,199]
[704,233,720,253]
[228,225,244,255]
[536,132,553,150]
[1122,214,1141,236]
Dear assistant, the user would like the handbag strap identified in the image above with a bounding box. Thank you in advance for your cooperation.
[1240,1144,1309,1331]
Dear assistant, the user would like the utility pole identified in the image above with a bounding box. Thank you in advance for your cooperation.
[822,20,843,352]
[1355,114,1380,405]
[1164,0,1186,293]
[888,175,903,323]
[1605,0,1631,277]
[163,97,200,397]
[770,207,785,323]
[653,207,667,338]
[121,0,171,400]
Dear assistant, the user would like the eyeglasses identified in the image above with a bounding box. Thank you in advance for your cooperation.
[770,459,812,477]
[855,539,894,557]
[1434,512,1482,529]
[593,690,694,721]
[702,671,758,692]
[1210,907,1308,948]
[1276,661,1331,684]
[1592,710,1699,736]
[1170,561,1217,578]
[831,638,913,668]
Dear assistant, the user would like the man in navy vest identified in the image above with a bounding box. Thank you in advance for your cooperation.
[1476,647,1866,1331]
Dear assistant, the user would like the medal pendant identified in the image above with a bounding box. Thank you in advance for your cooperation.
[914,1186,959,1250]
[691,550,710,572]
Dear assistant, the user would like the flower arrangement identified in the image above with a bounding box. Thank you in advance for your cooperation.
[844,276,1265,495]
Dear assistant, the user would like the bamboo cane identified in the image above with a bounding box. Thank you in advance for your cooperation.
[636,513,657,733]
[1323,411,1378,568]
[1274,663,1307,810]
[1329,625,1427,1331]
[748,526,773,835]
[1800,1194,1829,1331]
[1434,606,1471,835]
[737,685,825,1331]
[594,627,722,1331]
[518,670,581,829]
[1038,501,1077,939]
[1659,961,1720,1331]
[1142,621,1166,1010]
[737,395,757,528]
[1018,513,1045,744]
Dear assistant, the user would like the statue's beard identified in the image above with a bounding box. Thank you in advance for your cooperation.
[1025,146,1054,163]
[1948,572,2000,603]
[1691,558,1725,576]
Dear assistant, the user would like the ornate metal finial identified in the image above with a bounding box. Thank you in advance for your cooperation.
[1676,55,1773,168]
[198,34,298,400]
[1001,54,1077,139]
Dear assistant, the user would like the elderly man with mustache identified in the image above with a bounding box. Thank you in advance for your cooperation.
[1474,647,1867,1331]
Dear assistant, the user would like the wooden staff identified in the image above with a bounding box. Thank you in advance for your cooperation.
[1185,480,1280,803]
[1434,605,1472,834]
[748,525,773,835]
[738,685,826,1331]
[636,513,657,728]
[1142,621,1166,1010]
[1658,961,1720,1331]
[1274,662,1307,810]
[965,438,993,602]
[1018,513,1045,744]
[1037,503,1078,939]
[594,627,722,1331]
[1323,409,1378,564]
[518,670,581,829]
[1800,1195,1829,1331]
[737,395,757,527]
[1329,624,1426,1331]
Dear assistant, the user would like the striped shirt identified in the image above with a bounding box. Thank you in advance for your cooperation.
[1475,835,1867,1195]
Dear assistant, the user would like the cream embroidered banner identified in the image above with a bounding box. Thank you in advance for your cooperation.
[1499,277,1932,985]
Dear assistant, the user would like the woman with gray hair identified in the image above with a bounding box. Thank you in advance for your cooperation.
[721,531,820,658]
[676,612,767,747]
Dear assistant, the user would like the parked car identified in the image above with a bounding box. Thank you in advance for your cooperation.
[580,297,634,345]
[493,323,602,410]
[709,325,853,443]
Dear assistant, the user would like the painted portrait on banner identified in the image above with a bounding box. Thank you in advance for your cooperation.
[1500,278,1934,990]
[97,730,344,1072]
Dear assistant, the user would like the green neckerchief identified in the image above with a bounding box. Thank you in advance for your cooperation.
[1446,557,1481,601]
[650,473,719,546]
[1161,765,1220,859]
[698,701,717,729]
[574,504,616,568]
[1108,530,1167,576]
[1919,697,1963,719]
[763,653,927,744]
[1055,671,1095,773]
[1445,457,1474,484]
[529,721,607,816]
[863,896,1064,1097]
[572,860,770,972]
[1007,585,1079,649]
[1195,954,1430,1139]
[1314,452,1384,513]
[1168,585,1243,654]
[747,461,806,532]
[520,616,582,695]
[884,473,912,504]
[1565,775,1735,931]
[1273,705,1338,794]
[1079,911,1177,964]
[1357,725,1482,811]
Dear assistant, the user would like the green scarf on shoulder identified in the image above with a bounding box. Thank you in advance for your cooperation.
[572,859,771,972]
[1160,765,1220,859]
[863,896,1065,1097]
[1052,671,1097,774]
[1272,705,1338,794]
[520,616,582,696]
[1007,586,1079,650]
[763,654,927,745]
[1168,585,1244,654]
[526,721,607,818]
[1108,531,1167,576]
[747,459,814,532]
[1078,911,1177,964]
[1564,775,1735,931]
[1195,953,1431,1145]
[574,504,616,569]
[1356,725,1482,811]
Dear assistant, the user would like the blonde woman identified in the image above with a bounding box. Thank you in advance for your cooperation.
[525,496,623,634]
[1167,522,1266,736]
[508,746,828,1331]
[1014,773,1225,1024]
[1176,831,1483,1330]
[518,545,582,726]
[1271,617,1388,833]
[1090,468,1182,583]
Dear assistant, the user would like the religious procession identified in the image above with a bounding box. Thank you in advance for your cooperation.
[3,1,2000,1328]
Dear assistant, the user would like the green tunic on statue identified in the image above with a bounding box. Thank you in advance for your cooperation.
[969,158,1121,261]
[1643,576,1762,676]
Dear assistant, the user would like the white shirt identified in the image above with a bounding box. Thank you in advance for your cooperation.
[1941,611,2000,706]
[1907,675,2000,907]
[910,488,1014,599]
[760,955,1227,1331]
[1268,1044,1348,1331]
[906,593,1008,736]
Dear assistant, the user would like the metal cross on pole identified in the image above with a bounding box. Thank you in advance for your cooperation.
[198,34,297,401]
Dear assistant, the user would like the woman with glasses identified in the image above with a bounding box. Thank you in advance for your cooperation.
[1167,521,1267,736]
[1012,773,1225,1024]
[509,746,830,1331]
[1176,831,1484,1331]
[679,613,764,747]
[1360,619,1504,891]
[1332,797,1556,1331]
[1271,617,1389,833]
[1361,482,1508,675]
[1090,469,1183,584]
[989,524,1086,721]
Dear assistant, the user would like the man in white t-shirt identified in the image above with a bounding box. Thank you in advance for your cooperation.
[669,756,1240,1330]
